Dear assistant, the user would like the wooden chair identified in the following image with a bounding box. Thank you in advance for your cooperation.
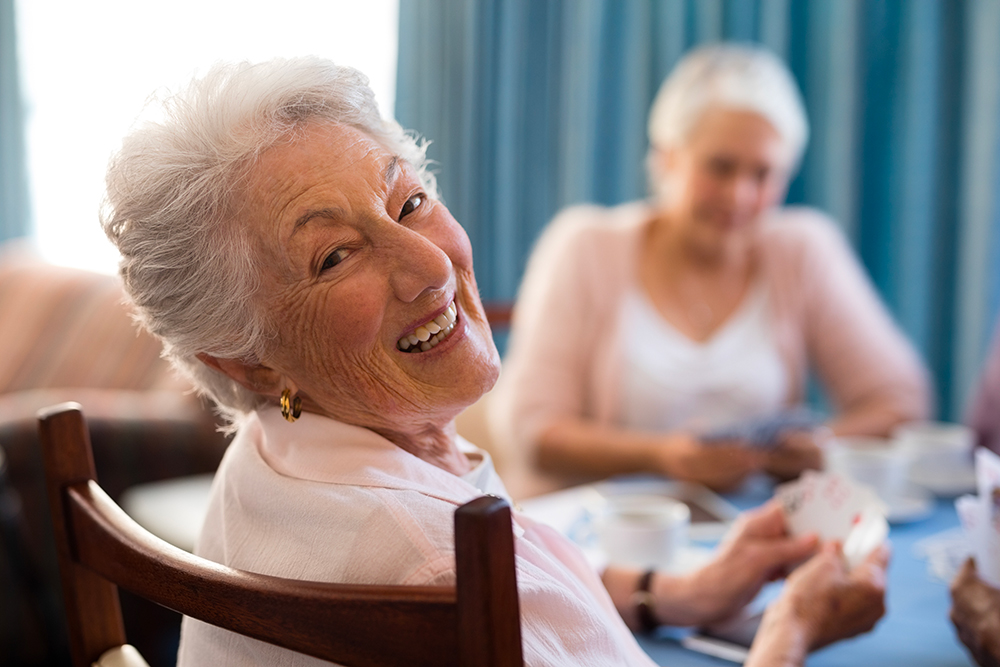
[482,301,514,331]
[39,403,523,667]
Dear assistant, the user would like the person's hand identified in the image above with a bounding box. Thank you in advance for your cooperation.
[774,540,888,649]
[950,557,1000,667]
[663,501,818,626]
[658,434,764,492]
[764,429,827,481]
[743,541,888,667]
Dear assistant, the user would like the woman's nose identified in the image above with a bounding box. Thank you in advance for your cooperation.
[726,174,761,211]
[387,227,453,303]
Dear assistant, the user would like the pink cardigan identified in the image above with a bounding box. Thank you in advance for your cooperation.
[489,203,931,496]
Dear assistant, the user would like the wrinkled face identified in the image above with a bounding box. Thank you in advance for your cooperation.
[240,122,499,436]
[659,108,792,253]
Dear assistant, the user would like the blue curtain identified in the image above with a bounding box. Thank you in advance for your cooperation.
[0,0,28,243]
[396,0,1000,421]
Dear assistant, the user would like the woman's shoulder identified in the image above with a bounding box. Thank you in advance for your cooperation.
[525,200,650,281]
[203,417,465,584]
[760,206,848,248]
[543,200,652,245]
[758,206,858,273]
[209,463,460,582]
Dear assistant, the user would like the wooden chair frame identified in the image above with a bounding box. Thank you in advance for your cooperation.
[39,403,523,667]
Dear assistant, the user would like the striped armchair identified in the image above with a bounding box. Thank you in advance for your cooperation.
[0,243,229,666]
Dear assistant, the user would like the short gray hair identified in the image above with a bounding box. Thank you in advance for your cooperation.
[101,57,436,426]
[647,43,809,187]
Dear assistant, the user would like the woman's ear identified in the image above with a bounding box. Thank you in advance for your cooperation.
[196,353,285,397]
[649,146,678,203]
[659,146,680,173]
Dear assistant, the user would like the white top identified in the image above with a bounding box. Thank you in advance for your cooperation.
[178,408,655,667]
[618,281,788,434]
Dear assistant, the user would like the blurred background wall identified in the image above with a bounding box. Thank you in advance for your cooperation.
[395,0,1000,422]
[0,0,29,246]
[2,0,998,422]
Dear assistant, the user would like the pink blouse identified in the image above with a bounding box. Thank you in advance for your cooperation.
[178,407,656,666]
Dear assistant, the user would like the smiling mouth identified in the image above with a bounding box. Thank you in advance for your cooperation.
[397,301,458,353]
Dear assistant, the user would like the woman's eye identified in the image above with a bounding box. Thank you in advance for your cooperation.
[708,158,736,178]
[400,194,424,219]
[321,248,349,272]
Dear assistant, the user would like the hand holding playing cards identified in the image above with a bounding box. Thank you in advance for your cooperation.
[775,470,890,568]
[786,540,889,648]
[660,435,764,492]
[671,502,819,626]
[764,429,826,481]
[950,558,1000,667]
[745,541,889,667]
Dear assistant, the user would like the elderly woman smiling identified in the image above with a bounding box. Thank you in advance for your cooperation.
[102,58,887,666]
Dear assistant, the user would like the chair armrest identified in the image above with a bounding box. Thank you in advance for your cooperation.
[92,644,150,667]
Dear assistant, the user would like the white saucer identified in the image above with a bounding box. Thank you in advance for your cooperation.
[663,545,715,574]
[909,466,977,497]
[885,488,934,524]
[579,543,715,574]
[120,474,215,552]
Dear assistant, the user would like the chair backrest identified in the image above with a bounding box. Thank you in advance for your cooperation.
[482,302,513,332]
[39,403,523,667]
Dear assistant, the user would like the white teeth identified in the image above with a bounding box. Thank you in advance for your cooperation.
[397,300,459,352]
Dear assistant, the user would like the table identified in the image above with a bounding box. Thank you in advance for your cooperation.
[121,473,214,553]
[125,471,977,666]
[522,475,976,667]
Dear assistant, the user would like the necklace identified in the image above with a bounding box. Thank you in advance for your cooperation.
[647,252,754,341]
[642,214,756,341]
[666,274,728,339]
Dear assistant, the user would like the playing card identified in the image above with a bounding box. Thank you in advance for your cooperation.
[775,471,825,536]
[842,508,889,570]
[955,494,982,534]
[913,528,971,582]
[775,471,887,567]
[983,506,1000,587]
[776,471,881,540]
[969,450,1000,586]
[956,493,1000,587]
[975,447,1000,501]
[701,409,819,449]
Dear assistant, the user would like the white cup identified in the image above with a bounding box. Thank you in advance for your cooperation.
[894,421,974,481]
[825,436,911,504]
[594,494,690,569]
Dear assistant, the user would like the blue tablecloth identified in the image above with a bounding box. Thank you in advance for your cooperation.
[634,481,976,666]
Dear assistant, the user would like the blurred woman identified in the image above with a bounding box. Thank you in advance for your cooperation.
[491,44,929,496]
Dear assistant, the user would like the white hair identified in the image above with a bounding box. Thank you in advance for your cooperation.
[101,57,437,427]
[647,43,809,187]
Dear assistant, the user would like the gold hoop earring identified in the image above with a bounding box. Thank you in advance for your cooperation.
[280,389,302,423]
